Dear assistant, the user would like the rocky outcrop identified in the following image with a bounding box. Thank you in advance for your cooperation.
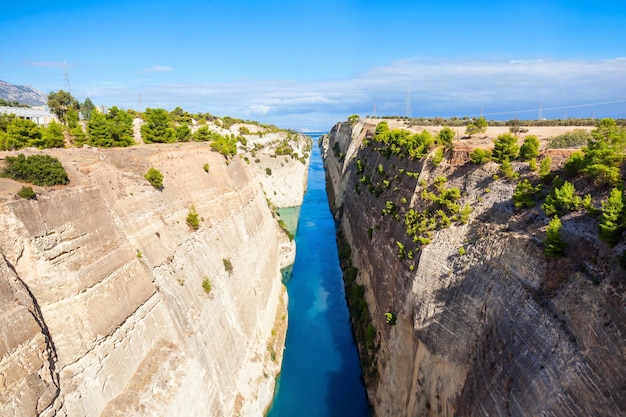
[0,140,307,416]
[323,119,625,416]
[0,81,47,107]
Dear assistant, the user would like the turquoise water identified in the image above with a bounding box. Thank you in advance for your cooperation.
[267,139,371,417]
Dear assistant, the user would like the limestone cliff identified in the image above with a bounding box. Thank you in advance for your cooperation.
[323,119,625,416]
[0,138,308,416]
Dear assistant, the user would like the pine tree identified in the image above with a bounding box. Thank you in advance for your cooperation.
[544,216,566,257]
[599,188,624,245]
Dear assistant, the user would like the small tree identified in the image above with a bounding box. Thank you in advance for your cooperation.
[223,258,233,274]
[202,277,212,293]
[141,108,176,143]
[186,205,200,230]
[47,90,79,125]
[519,135,540,161]
[81,97,96,121]
[539,156,553,182]
[17,186,35,199]
[37,121,65,148]
[469,148,492,164]
[492,132,519,163]
[599,188,624,245]
[144,167,163,188]
[465,116,488,136]
[544,216,565,257]
[436,126,455,150]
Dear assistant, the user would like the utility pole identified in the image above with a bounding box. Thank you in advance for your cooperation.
[405,87,412,119]
[538,101,543,120]
[138,93,143,112]
[373,103,376,117]
[63,61,71,93]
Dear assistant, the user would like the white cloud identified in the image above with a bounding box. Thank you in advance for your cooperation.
[75,57,626,130]
[140,65,173,73]
[26,61,76,68]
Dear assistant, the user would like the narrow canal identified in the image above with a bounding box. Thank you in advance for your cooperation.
[267,137,371,417]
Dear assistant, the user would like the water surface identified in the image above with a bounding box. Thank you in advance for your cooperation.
[267,139,370,417]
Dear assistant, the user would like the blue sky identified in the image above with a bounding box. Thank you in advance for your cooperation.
[2,0,625,130]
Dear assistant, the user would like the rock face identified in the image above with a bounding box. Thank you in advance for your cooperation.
[0,141,307,416]
[322,120,625,417]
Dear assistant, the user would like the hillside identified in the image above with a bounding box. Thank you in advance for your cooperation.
[0,81,47,106]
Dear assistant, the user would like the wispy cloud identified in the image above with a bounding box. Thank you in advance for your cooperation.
[140,65,173,73]
[25,61,76,68]
[76,57,626,130]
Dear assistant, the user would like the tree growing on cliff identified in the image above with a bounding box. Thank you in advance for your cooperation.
[469,148,492,164]
[186,205,200,230]
[519,135,540,161]
[144,167,163,189]
[544,216,566,257]
[492,132,520,163]
[2,154,69,186]
[599,188,624,245]
[436,126,456,150]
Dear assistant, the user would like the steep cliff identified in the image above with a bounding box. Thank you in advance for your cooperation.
[323,119,625,416]
[0,137,309,416]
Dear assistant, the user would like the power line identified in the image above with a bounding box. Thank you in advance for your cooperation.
[480,99,626,117]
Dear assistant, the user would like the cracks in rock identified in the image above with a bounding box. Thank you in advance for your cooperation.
[3,253,61,412]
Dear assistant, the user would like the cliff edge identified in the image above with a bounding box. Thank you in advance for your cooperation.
[322,119,625,416]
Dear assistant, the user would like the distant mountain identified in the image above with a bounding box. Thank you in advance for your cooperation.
[0,80,48,106]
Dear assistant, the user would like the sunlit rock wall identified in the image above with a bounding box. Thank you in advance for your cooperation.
[0,142,306,416]
[323,119,625,417]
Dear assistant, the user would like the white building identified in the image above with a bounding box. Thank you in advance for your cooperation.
[0,106,56,125]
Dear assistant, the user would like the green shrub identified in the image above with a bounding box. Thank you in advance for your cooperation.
[17,185,35,199]
[469,148,492,164]
[543,181,582,216]
[265,167,272,175]
[499,159,518,180]
[513,179,542,209]
[519,135,540,161]
[544,216,566,257]
[539,156,553,182]
[186,205,200,230]
[203,163,210,173]
[384,312,396,325]
[458,246,466,256]
[144,167,163,188]
[599,188,624,245]
[223,258,233,274]
[432,148,444,166]
[492,132,519,163]
[546,129,591,149]
[2,154,69,186]
[202,277,212,293]
[348,114,360,124]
